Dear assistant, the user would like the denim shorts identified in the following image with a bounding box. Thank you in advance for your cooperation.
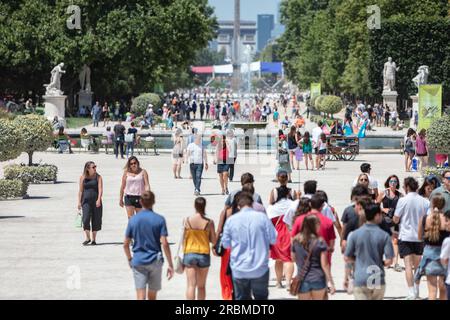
[183,253,211,268]
[299,279,327,293]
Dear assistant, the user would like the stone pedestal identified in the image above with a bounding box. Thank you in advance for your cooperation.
[44,95,67,127]
[411,95,419,128]
[77,90,93,109]
[382,91,398,111]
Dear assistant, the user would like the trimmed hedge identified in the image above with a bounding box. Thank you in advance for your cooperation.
[317,95,344,115]
[131,93,161,116]
[422,167,447,178]
[0,179,28,200]
[0,118,24,162]
[427,115,450,154]
[4,164,58,184]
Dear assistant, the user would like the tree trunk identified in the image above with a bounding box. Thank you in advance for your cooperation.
[28,152,33,166]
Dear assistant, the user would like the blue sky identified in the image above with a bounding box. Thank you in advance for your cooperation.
[208,0,282,22]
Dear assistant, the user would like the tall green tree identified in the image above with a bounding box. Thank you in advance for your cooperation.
[0,0,217,104]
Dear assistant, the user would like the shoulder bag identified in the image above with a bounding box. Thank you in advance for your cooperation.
[289,240,318,296]
[214,210,228,257]
[174,218,186,274]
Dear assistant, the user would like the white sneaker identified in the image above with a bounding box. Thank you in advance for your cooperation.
[405,294,416,300]
[413,283,420,299]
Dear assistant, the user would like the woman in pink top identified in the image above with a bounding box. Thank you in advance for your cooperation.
[416,129,428,171]
[119,156,150,219]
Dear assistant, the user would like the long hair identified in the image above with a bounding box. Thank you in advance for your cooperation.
[303,131,310,144]
[288,125,296,138]
[296,215,320,249]
[83,161,95,177]
[425,194,445,243]
[124,156,141,172]
[293,197,311,226]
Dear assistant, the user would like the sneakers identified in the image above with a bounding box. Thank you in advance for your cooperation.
[405,294,416,300]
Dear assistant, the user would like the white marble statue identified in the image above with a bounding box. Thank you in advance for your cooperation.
[412,65,429,90]
[79,64,91,93]
[383,57,399,92]
[45,63,66,96]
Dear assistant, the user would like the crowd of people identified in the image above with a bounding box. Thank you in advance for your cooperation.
[77,151,450,300]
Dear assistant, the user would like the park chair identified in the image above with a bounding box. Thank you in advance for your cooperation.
[101,136,114,154]
[80,138,90,153]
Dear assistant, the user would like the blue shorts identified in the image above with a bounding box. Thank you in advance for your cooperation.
[299,280,327,293]
[183,253,211,268]
[217,164,230,174]
[318,149,327,155]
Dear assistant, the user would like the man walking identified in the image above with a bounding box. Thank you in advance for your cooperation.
[91,101,101,127]
[113,119,126,159]
[344,203,394,300]
[221,192,277,300]
[123,191,174,300]
[186,134,208,196]
[393,177,429,299]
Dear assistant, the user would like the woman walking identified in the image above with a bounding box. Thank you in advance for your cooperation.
[317,133,327,170]
[119,156,151,219]
[302,131,313,170]
[126,122,138,158]
[287,126,299,170]
[77,161,103,245]
[417,194,450,300]
[377,175,403,272]
[416,129,428,172]
[172,128,185,179]
[404,128,416,172]
[214,133,230,195]
[291,215,336,300]
[182,197,216,300]
[277,134,292,183]
[102,102,110,127]
[267,171,295,289]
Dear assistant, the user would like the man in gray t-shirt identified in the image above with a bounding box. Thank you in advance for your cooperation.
[345,203,394,300]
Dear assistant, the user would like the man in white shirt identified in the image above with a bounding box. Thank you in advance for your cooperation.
[312,121,323,170]
[393,177,430,300]
[186,134,208,196]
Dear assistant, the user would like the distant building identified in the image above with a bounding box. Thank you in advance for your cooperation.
[257,14,274,52]
[210,20,257,62]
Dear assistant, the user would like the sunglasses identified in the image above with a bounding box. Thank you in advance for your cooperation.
[90,165,97,169]
[130,162,138,165]
[389,180,398,184]
[359,179,368,182]
[445,177,450,181]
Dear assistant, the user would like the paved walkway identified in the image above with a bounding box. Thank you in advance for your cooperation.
[0,150,427,300]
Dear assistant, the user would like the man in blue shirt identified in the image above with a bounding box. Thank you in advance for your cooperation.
[345,203,394,300]
[123,191,174,300]
[222,192,277,300]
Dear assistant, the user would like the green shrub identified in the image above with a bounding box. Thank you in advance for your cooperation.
[317,95,344,115]
[13,115,54,165]
[0,118,24,162]
[131,93,161,116]
[0,179,28,200]
[314,95,326,110]
[427,115,450,154]
[4,164,58,184]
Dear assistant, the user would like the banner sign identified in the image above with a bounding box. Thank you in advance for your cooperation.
[310,83,321,100]
[418,84,442,130]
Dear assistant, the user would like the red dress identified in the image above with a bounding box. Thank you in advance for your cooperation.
[269,215,292,262]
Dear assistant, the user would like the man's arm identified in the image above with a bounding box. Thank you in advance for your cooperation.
[123,237,132,267]
[161,236,174,280]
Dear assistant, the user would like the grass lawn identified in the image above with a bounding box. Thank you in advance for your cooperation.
[66,117,92,129]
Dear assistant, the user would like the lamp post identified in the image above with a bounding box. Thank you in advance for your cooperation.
[232,0,241,92]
